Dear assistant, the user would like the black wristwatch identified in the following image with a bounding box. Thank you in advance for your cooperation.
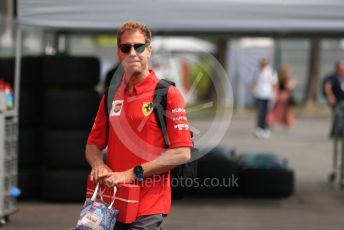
[134,165,144,182]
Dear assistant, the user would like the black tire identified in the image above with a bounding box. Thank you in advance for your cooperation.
[237,152,295,197]
[21,56,44,86]
[42,56,100,88]
[237,152,287,169]
[18,169,40,201]
[198,145,235,163]
[238,168,294,197]
[42,89,100,129]
[18,128,38,170]
[0,56,43,87]
[189,145,238,196]
[41,129,90,169]
[40,169,89,202]
[0,58,14,86]
[19,89,41,127]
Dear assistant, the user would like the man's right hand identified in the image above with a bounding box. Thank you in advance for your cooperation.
[86,144,112,183]
[90,163,112,183]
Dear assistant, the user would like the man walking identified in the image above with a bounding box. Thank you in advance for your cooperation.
[85,21,193,229]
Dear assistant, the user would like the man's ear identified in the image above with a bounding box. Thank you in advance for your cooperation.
[117,49,121,60]
[147,45,152,58]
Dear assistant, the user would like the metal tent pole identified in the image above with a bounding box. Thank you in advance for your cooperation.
[14,27,22,116]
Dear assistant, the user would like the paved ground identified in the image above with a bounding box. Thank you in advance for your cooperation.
[4,113,344,230]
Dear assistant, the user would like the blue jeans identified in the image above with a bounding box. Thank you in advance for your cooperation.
[255,98,269,130]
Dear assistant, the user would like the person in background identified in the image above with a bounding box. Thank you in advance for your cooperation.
[250,58,278,139]
[323,61,344,137]
[267,65,297,131]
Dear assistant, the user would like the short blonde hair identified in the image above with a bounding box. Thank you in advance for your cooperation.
[117,20,152,47]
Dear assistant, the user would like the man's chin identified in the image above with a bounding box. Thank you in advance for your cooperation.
[126,69,141,78]
[125,64,138,72]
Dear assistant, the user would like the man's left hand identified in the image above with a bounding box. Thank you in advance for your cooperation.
[102,169,136,187]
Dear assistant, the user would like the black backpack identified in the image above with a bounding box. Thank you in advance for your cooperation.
[104,72,198,199]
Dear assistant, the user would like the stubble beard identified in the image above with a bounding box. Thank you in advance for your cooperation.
[125,64,149,83]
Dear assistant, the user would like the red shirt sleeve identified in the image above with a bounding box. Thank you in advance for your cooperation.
[166,86,193,148]
[87,96,109,150]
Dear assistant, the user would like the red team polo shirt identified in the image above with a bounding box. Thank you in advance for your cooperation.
[87,70,193,217]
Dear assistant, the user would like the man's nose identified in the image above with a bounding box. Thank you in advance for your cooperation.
[129,46,137,56]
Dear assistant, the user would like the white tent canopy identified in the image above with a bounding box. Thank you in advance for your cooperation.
[152,37,216,53]
[12,0,344,112]
[17,0,344,36]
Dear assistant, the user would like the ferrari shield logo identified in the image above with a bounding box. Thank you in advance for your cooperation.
[142,102,154,116]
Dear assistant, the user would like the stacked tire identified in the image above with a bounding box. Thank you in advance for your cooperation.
[0,58,15,87]
[39,56,100,202]
[187,148,295,198]
[237,152,294,197]
[189,145,238,196]
[16,57,44,200]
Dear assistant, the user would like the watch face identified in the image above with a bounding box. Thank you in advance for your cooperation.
[134,165,144,182]
[134,165,143,174]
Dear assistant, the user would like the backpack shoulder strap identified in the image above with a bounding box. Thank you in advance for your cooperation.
[153,79,175,147]
[104,64,124,117]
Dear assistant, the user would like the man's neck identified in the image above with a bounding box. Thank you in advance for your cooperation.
[125,69,150,85]
[124,69,150,93]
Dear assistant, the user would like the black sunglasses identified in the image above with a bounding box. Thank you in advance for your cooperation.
[118,43,148,54]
